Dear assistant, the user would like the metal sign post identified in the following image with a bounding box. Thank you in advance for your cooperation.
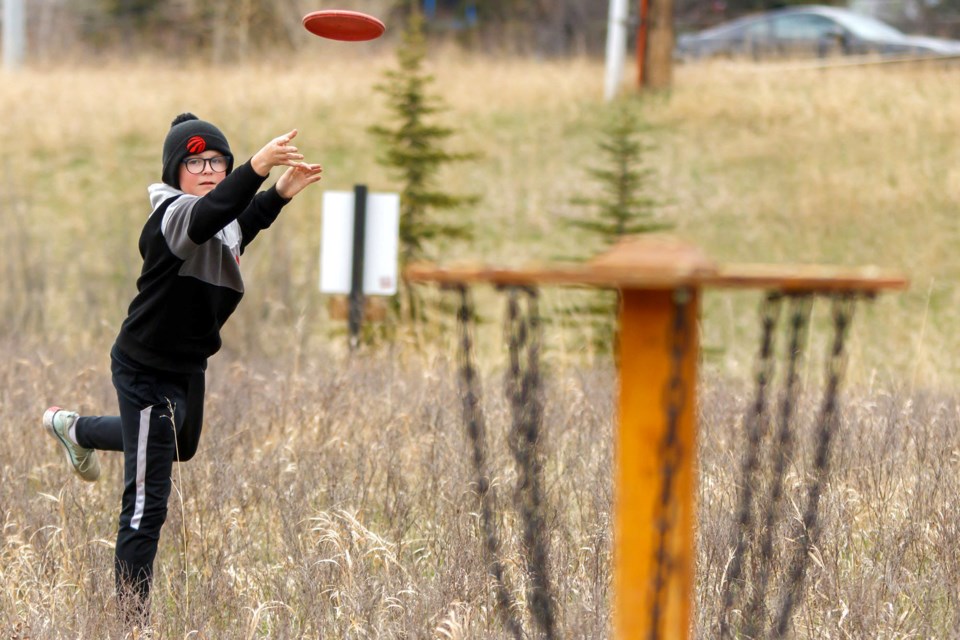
[348,184,368,350]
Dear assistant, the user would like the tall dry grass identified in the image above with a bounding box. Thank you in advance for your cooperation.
[4,338,960,637]
[3,54,960,637]
[1,344,616,638]
[697,375,960,637]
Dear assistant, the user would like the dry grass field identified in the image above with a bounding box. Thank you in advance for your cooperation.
[2,53,960,637]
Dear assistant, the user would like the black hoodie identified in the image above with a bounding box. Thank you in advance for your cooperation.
[115,161,288,373]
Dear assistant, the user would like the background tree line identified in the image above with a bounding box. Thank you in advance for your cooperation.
[6,0,607,62]
[6,0,958,63]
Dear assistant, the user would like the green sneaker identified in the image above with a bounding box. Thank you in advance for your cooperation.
[43,407,100,482]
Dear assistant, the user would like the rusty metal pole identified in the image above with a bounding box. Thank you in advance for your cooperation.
[636,0,649,87]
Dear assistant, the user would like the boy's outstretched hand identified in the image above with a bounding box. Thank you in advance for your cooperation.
[251,129,306,177]
[276,163,324,200]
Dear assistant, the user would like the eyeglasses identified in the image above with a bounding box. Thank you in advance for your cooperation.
[182,155,230,174]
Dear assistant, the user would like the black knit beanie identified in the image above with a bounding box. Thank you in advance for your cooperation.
[161,113,234,189]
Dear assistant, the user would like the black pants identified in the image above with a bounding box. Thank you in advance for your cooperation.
[75,345,204,609]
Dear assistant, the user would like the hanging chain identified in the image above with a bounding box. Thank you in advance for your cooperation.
[648,287,693,640]
[454,285,526,640]
[743,293,814,639]
[773,292,858,638]
[719,291,784,639]
[504,286,556,640]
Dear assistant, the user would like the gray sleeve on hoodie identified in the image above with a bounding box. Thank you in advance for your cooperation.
[145,182,244,292]
[160,195,202,260]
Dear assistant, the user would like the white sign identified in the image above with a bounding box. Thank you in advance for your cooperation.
[319,190,400,296]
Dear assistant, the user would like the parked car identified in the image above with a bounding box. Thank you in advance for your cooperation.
[675,5,960,61]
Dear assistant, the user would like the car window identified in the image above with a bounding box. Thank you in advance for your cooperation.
[771,14,840,40]
[742,18,771,40]
[708,17,770,42]
[703,16,762,39]
[834,11,905,40]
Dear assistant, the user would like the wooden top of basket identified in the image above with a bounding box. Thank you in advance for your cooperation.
[404,236,908,293]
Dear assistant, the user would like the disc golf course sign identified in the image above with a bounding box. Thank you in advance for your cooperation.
[320,187,400,346]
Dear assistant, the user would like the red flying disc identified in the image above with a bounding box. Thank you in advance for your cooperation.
[302,10,385,41]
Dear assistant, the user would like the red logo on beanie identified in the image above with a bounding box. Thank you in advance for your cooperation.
[186,136,206,154]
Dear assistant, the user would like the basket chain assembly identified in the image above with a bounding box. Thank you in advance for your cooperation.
[454,284,525,640]
[504,286,556,640]
[451,279,864,640]
[719,292,784,639]
[743,293,813,637]
[773,292,858,638]
[722,291,861,638]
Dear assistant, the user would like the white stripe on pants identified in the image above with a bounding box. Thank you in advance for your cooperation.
[130,405,152,531]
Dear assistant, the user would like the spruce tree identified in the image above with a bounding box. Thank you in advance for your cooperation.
[368,6,478,322]
[565,99,670,355]
[568,99,668,247]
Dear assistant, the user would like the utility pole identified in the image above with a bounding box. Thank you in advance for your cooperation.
[3,0,26,70]
[605,0,629,101]
[638,0,674,90]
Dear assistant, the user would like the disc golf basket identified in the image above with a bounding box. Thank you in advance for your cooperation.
[405,235,906,640]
